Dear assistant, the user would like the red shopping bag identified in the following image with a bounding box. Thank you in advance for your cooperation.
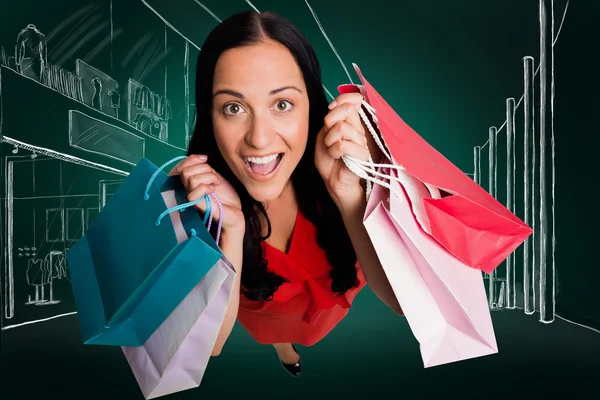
[339,64,533,274]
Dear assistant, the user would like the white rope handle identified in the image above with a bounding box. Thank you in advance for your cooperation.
[357,102,392,162]
[344,155,421,203]
[342,97,442,204]
[341,94,445,235]
[341,97,406,200]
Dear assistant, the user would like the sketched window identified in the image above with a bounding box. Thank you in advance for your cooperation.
[86,207,100,232]
[66,208,85,240]
[46,208,64,243]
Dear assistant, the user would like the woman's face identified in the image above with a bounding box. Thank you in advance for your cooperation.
[211,40,310,202]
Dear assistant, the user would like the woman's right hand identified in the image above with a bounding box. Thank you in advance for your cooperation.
[169,154,245,235]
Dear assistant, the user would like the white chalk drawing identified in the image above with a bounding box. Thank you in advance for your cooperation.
[1,136,129,176]
[46,208,65,243]
[2,154,122,329]
[194,1,222,23]
[47,4,104,63]
[43,62,85,102]
[1,64,184,154]
[244,0,261,14]
[304,0,354,85]
[69,110,146,166]
[537,0,556,325]
[141,0,201,51]
[184,41,191,148]
[522,55,535,316]
[99,179,126,209]
[506,97,516,310]
[470,0,597,333]
[1,2,194,329]
[127,78,172,141]
[86,207,100,231]
[76,59,119,118]
[1,23,184,151]
[485,127,498,307]
[66,208,84,241]
[15,24,48,82]
[25,250,68,306]
[7,15,123,108]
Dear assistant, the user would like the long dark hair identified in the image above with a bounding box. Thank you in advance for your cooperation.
[187,10,358,301]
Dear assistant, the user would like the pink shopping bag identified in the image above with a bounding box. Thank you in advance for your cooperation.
[364,165,498,367]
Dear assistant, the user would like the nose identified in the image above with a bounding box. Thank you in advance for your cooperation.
[244,111,276,149]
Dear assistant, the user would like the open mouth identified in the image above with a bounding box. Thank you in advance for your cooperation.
[243,153,284,176]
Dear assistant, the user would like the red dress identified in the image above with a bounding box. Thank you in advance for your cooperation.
[236,207,367,346]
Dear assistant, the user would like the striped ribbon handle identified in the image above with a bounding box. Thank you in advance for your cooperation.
[196,192,224,245]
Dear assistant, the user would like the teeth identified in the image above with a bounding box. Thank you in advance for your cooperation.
[245,154,279,164]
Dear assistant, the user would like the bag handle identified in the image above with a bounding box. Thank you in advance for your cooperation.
[154,192,224,245]
[143,155,186,200]
[342,99,416,201]
[358,100,393,162]
[208,192,223,245]
[144,155,225,245]
[341,99,393,199]
[143,156,210,214]
[350,100,442,199]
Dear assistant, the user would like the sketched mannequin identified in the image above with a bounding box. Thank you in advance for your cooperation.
[15,24,47,81]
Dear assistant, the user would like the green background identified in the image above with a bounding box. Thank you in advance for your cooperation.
[1,0,599,399]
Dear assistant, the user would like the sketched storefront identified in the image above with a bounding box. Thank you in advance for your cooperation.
[0,19,193,330]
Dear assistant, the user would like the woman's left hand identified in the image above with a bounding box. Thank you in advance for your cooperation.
[315,92,370,210]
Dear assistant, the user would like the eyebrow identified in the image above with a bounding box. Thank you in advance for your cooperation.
[213,86,302,99]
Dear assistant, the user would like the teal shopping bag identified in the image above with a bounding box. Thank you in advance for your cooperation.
[66,156,223,346]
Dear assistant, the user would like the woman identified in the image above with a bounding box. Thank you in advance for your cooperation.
[171,10,403,377]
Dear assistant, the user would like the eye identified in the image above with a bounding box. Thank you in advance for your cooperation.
[223,103,245,116]
[274,100,293,112]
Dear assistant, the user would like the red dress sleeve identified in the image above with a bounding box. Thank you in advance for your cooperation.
[236,208,367,347]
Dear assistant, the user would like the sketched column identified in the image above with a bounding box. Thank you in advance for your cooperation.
[184,42,191,148]
[523,56,536,315]
[506,98,516,309]
[539,0,556,323]
[488,127,498,308]
[474,146,486,278]
[474,146,481,186]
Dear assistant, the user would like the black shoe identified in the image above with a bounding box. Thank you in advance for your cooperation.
[278,344,301,377]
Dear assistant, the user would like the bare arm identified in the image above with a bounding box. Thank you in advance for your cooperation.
[210,228,244,356]
[319,94,402,315]
[342,107,404,316]
[338,193,404,316]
